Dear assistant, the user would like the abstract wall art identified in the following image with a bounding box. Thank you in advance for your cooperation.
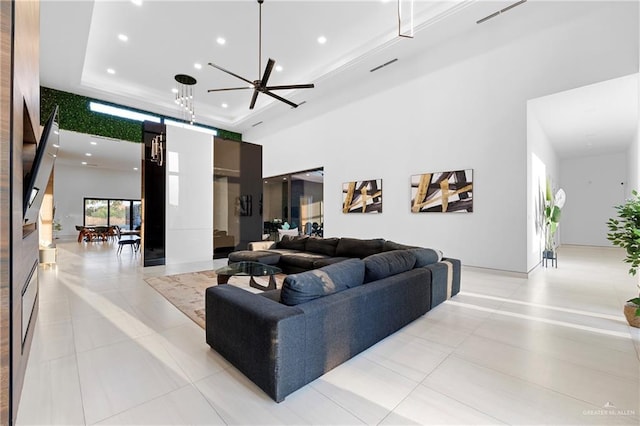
[411,170,473,213]
[342,179,382,213]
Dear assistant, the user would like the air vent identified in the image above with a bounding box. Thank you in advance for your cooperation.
[476,0,527,24]
[251,121,263,127]
[370,58,398,73]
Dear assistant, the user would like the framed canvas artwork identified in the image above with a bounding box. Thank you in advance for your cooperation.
[342,179,382,213]
[411,170,473,213]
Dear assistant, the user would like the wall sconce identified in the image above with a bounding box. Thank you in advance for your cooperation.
[150,133,164,166]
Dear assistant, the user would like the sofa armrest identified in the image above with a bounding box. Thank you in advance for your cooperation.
[248,241,276,251]
[422,258,461,308]
[205,285,306,402]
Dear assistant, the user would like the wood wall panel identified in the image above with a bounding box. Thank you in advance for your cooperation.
[3,0,41,424]
[0,1,13,424]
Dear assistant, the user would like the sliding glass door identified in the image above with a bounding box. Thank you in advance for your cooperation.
[83,198,141,230]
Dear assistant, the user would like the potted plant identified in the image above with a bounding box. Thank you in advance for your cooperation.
[543,179,566,259]
[606,189,640,328]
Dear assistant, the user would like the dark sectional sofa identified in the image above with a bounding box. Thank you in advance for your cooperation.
[206,236,461,402]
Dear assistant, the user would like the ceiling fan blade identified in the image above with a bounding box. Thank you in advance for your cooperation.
[263,90,299,108]
[249,89,260,110]
[264,83,315,91]
[260,59,276,87]
[207,87,253,93]
[208,62,254,85]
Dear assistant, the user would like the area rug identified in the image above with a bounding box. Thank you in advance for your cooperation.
[144,271,286,329]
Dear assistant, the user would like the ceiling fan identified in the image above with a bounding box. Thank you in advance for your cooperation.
[207,0,315,110]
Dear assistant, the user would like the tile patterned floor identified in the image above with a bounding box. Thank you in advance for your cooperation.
[16,240,640,425]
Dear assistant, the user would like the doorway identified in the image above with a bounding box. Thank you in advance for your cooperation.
[263,168,324,239]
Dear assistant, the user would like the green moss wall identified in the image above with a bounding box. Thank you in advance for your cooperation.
[40,87,242,142]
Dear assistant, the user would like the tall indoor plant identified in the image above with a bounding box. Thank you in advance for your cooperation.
[543,179,566,258]
[606,190,640,327]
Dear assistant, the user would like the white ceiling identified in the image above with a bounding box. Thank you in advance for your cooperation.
[40,1,639,169]
[40,0,481,133]
[530,73,638,159]
[55,130,142,173]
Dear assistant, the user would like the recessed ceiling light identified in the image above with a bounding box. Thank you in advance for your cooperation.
[216,37,226,45]
[85,153,92,157]
[317,36,327,44]
[107,68,116,74]
[52,144,60,148]
[221,103,228,108]
[194,63,202,70]
[133,167,139,171]
[171,88,178,94]
[283,177,287,180]
[81,161,87,165]
[52,154,57,158]
[275,65,283,72]
[118,34,129,42]
[131,0,142,5]
[90,141,97,145]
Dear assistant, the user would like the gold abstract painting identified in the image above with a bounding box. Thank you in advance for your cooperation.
[342,179,382,213]
[411,170,473,213]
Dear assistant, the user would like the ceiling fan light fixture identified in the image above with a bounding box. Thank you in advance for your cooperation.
[207,0,314,110]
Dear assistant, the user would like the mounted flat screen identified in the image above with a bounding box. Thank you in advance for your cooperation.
[23,106,59,226]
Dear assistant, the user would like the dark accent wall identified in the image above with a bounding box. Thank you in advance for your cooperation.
[239,141,263,249]
[142,122,166,267]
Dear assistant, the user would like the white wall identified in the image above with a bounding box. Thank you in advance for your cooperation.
[165,126,213,265]
[247,1,638,273]
[629,130,639,197]
[53,164,140,237]
[526,110,560,271]
[560,152,627,247]
[629,73,640,195]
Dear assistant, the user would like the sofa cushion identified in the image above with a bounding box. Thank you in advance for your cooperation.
[364,250,417,283]
[312,257,351,269]
[409,248,441,267]
[383,240,418,251]
[305,237,339,256]
[335,237,385,259]
[277,235,308,250]
[279,252,329,270]
[280,259,365,306]
[228,250,281,265]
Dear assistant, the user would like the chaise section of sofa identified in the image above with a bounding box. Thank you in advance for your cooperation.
[206,253,435,402]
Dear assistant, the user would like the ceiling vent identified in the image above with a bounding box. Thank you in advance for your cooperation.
[370,58,398,73]
[476,0,527,24]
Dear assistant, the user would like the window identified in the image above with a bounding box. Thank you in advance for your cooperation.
[84,198,141,230]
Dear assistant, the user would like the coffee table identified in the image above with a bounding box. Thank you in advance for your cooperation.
[215,261,283,291]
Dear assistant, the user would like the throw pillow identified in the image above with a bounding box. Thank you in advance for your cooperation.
[363,250,417,283]
[280,258,365,306]
[409,248,441,267]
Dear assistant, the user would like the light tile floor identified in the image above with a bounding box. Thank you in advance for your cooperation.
[16,240,640,425]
